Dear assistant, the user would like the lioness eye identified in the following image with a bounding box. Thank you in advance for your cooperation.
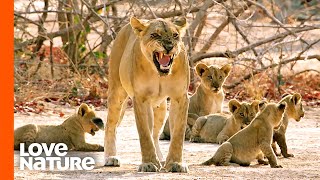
[240,113,244,117]
[173,33,179,38]
[151,33,160,38]
[207,76,212,80]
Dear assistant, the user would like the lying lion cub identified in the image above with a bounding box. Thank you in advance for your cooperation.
[190,99,263,144]
[272,93,304,158]
[202,102,286,168]
[14,103,104,151]
[160,63,231,140]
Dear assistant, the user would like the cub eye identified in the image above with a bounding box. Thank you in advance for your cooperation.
[250,113,255,117]
[219,76,223,80]
[239,113,244,117]
[207,76,212,80]
[173,33,179,38]
[151,33,160,38]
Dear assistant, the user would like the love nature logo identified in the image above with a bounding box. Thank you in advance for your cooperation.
[19,143,95,170]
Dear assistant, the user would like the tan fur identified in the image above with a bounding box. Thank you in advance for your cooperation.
[104,17,189,172]
[190,99,262,144]
[160,63,231,140]
[14,103,104,151]
[202,102,286,168]
[272,93,304,158]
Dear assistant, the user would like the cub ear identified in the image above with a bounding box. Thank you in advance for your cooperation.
[278,102,287,110]
[173,16,187,34]
[251,100,260,112]
[220,64,232,76]
[130,17,148,36]
[291,93,302,105]
[229,99,241,113]
[78,103,89,117]
[195,63,208,77]
[258,100,267,111]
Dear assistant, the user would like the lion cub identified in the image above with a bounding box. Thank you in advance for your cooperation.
[14,103,104,151]
[272,93,304,158]
[190,99,262,144]
[202,102,286,168]
[160,63,231,140]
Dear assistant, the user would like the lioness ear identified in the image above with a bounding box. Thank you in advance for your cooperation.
[173,16,187,33]
[291,93,302,105]
[220,64,232,76]
[195,63,208,77]
[130,17,147,36]
[78,103,89,117]
[251,100,260,112]
[258,100,267,111]
[229,99,241,113]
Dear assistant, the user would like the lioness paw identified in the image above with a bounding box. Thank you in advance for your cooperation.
[104,156,120,167]
[138,163,159,172]
[165,162,188,173]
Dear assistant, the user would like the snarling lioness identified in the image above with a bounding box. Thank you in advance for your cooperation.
[14,103,104,151]
[104,17,189,172]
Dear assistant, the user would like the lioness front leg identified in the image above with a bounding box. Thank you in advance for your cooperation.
[165,94,189,172]
[104,88,128,166]
[133,96,161,172]
[153,101,167,163]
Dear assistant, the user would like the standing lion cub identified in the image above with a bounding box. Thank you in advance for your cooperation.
[190,99,263,144]
[202,102,286,168]
[14,103,104,151]
[160,63,231,140]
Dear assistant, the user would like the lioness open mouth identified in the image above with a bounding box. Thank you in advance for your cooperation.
[153,51,174,74]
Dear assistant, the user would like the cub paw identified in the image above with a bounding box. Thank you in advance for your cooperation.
[283,153,294,158]
[165,162,188,173]
[190,136,202,143]
[138,163,159,172]
[104,156,120,167]
[97,145,104,152]
[271,164,283,168]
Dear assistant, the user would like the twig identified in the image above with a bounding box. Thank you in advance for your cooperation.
[192,26,318,63]
[49,40,54,79]
[142,0,157,19]
[244,0,310,46]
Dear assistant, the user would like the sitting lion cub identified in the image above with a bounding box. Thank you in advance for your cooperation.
[202,101,286,168]
[14,103,104,151]
[272,93,304,158]
[160,63,231,140]
[190,99,262,144]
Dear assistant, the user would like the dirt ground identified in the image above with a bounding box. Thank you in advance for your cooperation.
[13,103,320,179]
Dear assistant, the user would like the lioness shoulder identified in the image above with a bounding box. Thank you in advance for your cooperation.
[14,103,104,151]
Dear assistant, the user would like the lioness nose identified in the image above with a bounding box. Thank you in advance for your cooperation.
[164,44,173,52]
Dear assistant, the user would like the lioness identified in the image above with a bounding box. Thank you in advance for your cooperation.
[160,63,231,140]
[190,99,263,144]
[272,93,304,158]
[104,17,189,172]
[14,103,104,151]
[202,102,286,168]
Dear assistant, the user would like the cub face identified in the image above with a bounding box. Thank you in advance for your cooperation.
[282,93,305,122]
[130,17,186,75]
[228,99,261,128]
[195,63,231,93]
[77,103,104,136]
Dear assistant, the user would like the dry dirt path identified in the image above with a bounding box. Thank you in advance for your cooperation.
[14,104,320,179]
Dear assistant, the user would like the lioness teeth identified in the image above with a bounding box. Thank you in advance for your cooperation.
[159,52,163,59]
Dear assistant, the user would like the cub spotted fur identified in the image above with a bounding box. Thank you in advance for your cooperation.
[104,17,189,172]
[160,63,231,140]
[190,99,262,144]
[14,103,104,151]
[272,93,304,158]
[202,102,286,168]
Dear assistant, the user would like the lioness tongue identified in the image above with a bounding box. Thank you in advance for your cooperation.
[159,55,170,66]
